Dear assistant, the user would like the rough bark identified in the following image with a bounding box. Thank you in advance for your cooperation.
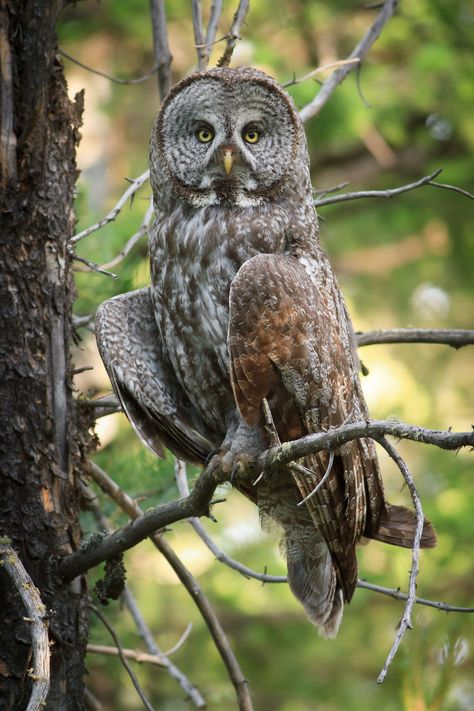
[0,1,88,708]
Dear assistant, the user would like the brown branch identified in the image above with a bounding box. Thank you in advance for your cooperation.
[216,0,250,67]
[70,170,150,244]
[374,437,423,684]
[356,328,474,349]
[0,544,50,710]
[58,49,159,85]
[82,462,254,711]
[89,604,156,711]
[149,0,173,101]
[299,0,398,122]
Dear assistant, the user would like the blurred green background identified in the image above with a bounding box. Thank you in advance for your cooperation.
[59,1,473,709]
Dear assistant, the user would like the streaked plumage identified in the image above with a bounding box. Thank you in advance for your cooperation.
[97,67,435,637]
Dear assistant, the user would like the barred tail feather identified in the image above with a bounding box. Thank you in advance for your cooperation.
[286,537,344,639]
[370,503,437,549]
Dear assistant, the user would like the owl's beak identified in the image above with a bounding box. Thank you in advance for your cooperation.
[222,147,235,176]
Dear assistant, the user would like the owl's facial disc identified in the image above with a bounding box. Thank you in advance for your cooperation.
[156,73,299,206]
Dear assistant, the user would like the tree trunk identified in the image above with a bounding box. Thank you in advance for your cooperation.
[0,1,88,708]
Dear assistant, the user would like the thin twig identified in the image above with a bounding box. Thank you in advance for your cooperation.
[357,581,474,613]
[89,604,156,711]
[192,0,206,70]
[356,328,474,349]
[203,0,224,65]
[314,169,474,207]
[87,644,167,667]
[282,58,360,88]
[59,48,159,85]
[216,0,250,68]
[0,544,50,711]
[70,170,150,244]
[175,459,287,583]
[121,588,206,708]
[296,451,335,507]
[84,462,254,711]
[149,0,173,101]
[300,0,398,122]
[71,252,118,279]
[314,169,442,206]
[83,486,206,708]
[99,198,154,271]
[375,436,424,684]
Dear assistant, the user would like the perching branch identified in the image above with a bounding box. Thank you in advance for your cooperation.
[0,544,50,711]
[299,0,398,122]
[149,0,173,101]
[314,169,473,207]
[70,170,150,244]
[82,462,254,711]
[373,437,424,684]
[60,419,473,582]
[216,0,250,67]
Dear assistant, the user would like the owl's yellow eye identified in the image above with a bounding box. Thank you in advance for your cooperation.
[243,128,260,144]
[196,127,214,143]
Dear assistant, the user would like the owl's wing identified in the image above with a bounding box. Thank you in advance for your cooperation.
[228,253,385,601]
[96,288,213,465]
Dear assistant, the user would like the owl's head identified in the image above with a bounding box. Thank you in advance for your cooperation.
[151,67,303,207]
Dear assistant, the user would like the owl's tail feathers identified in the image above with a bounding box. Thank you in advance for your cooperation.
[286,538,344,639]
[369,503,437,549]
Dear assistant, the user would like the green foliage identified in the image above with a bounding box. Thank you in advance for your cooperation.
[59,1,473,708]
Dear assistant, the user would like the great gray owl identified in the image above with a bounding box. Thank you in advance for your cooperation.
[96,66,435,637]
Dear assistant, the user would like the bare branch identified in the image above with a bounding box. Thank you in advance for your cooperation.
[299,0,398,122]
[192,1,207,70]
[82,462,254,711]
[87,644,167,667]
[216,0,250,68]
[375,437,423,684]
[175,459,287,583]
[82,483,206,708]
[98,198,154,271]
[282,58,360,88]
[314,169,473,207]
[121,588,205,708]
[61,419,473,581]
[0,544,50,710]
[70,252,118,279]
[89,604,156,711]
[356,328,474,349]
[70,170,150,244]
[59,49,159,85]
[149,0,173,101]
[203,0,224,65]
[357,581,474,613]
[314,169,442,206]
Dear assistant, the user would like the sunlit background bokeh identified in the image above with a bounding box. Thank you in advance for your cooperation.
[59,1,473,709]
